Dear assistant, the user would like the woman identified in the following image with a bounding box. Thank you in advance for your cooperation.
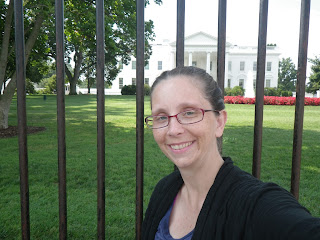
[142,66,320,240]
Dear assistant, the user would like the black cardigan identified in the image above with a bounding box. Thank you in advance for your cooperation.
[142,157,320,239]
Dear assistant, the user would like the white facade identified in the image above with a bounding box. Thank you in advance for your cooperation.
[109,32,281,97]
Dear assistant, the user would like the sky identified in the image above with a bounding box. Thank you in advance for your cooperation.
[145,0,320,74]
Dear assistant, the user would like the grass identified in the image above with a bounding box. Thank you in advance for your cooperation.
[0,95,319,239]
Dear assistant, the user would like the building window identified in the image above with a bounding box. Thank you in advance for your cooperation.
[144,78,149,85]
[210,61,213,71]
[253,61,257,71]
[253,79,256,90]
[267,62,272,71]
[228,79,231,88]
[266,79,271,88]
[132,78,136,85]
[119,78,123,89]
[239,79,244,88]
[145,63,149,70]
[192,61,197,67]
[240,61,245,71]
[119,61,123,69]
[228,61,232,72]
[158,61,162,70]
[132,61,136,70]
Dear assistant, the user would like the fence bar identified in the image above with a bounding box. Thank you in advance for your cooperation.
[291,0,310,200]
[14,0,30,239]
[136,0,144,239]
[252,0,268,179]
[217,0,227,154]
[96,0,105,238]
[176,0,185,67]
[55,1,67,239]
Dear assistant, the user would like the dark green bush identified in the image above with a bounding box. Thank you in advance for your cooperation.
[264,87,280,96]
[121,85,136,95]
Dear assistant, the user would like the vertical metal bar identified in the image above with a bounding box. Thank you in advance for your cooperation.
[291,0,310,200]
[136,0,144,239]
[252,0,268,179]
[14,0,30,239]
[96,0,105,239]
[176,0,185,67]
[217,0,227,154]
[55,0,67,239]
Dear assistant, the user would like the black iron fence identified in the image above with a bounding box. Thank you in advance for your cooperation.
[13,0,310,239]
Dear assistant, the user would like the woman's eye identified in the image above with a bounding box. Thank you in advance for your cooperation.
[155,116,168,122]
[183,110,196,117]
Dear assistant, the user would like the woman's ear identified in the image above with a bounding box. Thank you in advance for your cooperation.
[215,110,227,138]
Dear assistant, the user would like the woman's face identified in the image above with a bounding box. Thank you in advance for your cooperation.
[151,75,226,170]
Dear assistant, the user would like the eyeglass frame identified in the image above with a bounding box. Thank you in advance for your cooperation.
[145,108,220,129]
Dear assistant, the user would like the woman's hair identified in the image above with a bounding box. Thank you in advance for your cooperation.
[150,66,225,111]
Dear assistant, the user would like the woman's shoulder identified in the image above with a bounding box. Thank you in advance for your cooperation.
[152,170,183,195]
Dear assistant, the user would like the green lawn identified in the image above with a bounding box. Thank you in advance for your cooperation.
[0,95,319,239]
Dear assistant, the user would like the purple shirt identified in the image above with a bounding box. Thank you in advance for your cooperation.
[154,203,194,240]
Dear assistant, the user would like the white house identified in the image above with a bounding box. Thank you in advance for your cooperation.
[107,32,281,97]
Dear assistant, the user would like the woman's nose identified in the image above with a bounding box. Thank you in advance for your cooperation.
[167,116,184,136]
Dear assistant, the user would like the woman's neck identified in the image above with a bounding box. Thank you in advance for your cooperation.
[179,154,224,209]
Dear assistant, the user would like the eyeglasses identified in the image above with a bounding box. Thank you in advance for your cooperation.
[145,108,220,129]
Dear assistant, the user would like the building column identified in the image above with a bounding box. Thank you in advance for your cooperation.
[206,52,211,73]
[188,52,193,66]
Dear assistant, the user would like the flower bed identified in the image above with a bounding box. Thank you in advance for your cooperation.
[224,96,320,106]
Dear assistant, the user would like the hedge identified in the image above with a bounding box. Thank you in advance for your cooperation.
[224,96,320,106]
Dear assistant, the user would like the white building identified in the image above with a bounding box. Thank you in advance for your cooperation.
[108,32,281,97]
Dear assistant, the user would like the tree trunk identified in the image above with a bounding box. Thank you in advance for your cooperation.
[0,74,16,129]
[65,50,83,95]
[0,11,45,129]
[0,0,14,88]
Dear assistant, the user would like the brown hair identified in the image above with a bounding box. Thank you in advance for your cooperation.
[151,66,225,111]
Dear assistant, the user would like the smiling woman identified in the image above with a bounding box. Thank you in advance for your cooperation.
[142,66,320,240]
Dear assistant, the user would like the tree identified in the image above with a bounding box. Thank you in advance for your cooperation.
[307,56,320,94]
[47,0,161,95]
[278,57,297,92]
[0,0,54,129]
[0,0,161,129]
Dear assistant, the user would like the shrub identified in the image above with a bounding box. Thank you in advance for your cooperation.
[121,85,136,95]
[231,86,245,96]
[264,87,280,96]
[144,84,151,96]
[224,87,232,96]
[26,78,36,94]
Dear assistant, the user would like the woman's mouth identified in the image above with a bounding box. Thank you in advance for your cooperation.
[169,141,193,150]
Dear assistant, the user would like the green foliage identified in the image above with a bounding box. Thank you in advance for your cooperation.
[307,56,320,94]
[278,57,297,91]
[224,87,232,96]
[38,74,56,94]
[231,86,245,96]
[264,87,279,96]
[121,85,136,95]
[25,79,36,94]
[224,86,245,96]
[144,84,151,96]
